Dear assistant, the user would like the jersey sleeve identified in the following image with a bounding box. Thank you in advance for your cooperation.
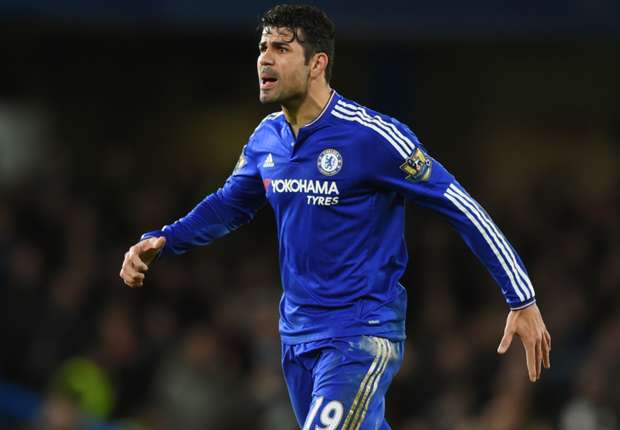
[141,139,266,257]
[369,120,536,310]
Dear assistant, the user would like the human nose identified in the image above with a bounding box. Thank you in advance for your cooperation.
[258,50,274,66]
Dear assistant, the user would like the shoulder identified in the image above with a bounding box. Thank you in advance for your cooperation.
[329,96,421,160]
[259,110,285,125]
[241,111,285,157]
[250,111,285,139]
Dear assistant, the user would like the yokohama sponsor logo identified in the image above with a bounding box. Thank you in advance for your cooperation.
[270,179,339,195]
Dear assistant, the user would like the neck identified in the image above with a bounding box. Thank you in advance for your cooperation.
[282,82,332,134]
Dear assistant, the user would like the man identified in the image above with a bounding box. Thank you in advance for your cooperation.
[120,5,551,429]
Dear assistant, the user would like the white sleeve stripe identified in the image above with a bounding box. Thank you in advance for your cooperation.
[333,103,413,156]
[449,184,535,298]
[446,186,531,300]
[446,186,532,300]
[336,100,417,153]
[331,110,409,159]
[336,100,417,150]
[449,184,535,297]
[450,184,535,297]
[444,188,527,302]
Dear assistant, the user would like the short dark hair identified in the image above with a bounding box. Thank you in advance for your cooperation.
[259,4,336,83]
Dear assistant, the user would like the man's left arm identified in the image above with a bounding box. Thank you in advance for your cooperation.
[370,121,551,381]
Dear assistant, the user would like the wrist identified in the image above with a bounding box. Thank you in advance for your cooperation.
[510,297,536,311]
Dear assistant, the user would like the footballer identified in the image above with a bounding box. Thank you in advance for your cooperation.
[120,5,551,429]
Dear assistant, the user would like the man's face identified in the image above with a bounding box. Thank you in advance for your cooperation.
[257,27,311,105]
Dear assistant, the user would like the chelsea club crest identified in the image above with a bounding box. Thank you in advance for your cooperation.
[317,148,343,176]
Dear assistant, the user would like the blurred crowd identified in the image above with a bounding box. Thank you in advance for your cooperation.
[0,25,619,429]
[1,112,618,430]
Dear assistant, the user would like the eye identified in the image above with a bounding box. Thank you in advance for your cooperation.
[279,47,288,53]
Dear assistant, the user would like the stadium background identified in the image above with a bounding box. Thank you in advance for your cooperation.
[0,1,619,429]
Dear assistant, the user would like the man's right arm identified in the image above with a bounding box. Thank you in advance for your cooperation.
[145,142,265,257]
[120,142,265,286]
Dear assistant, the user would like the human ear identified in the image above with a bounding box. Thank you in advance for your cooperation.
[311,52,328,80]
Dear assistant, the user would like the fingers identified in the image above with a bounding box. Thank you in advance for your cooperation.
[543,329,551,369]
[132,257,149,273]
[497,329,514,354]
[153,236,166,249]
[535,338,542,380]
[500,306,551,382]
[127,249,149,272]
[119,248,149,288]
[137,237,166,266]
[523,338,537,382]
[119,237,166,287]
[142,236,166,252]
[119,265,145,287]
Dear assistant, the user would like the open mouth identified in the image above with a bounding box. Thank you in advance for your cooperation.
[260,76,278,89]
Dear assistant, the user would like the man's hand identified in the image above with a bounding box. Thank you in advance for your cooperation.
[497,303,551,382]
[119,237,166,288]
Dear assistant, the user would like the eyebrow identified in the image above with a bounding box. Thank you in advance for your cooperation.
[259,40,291,49]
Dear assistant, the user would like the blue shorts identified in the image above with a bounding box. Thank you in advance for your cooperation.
[281,335,404,430]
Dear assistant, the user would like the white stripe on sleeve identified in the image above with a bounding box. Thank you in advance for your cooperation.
[334,103,413,156]
[331,110,409,159]
[336,100,417,153]
[444,187,527,302]
[449,184,535,298]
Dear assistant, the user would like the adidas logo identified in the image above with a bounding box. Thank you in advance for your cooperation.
[263,153,275,168]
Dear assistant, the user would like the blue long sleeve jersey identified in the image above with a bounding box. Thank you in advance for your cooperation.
[142,91,536,344]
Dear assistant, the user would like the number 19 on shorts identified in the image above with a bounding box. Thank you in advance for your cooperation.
[303,396,344,430]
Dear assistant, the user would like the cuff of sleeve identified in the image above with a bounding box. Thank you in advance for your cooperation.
[509,296,536,311]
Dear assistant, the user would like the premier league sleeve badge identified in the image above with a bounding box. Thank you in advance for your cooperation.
[400,148,432,182]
